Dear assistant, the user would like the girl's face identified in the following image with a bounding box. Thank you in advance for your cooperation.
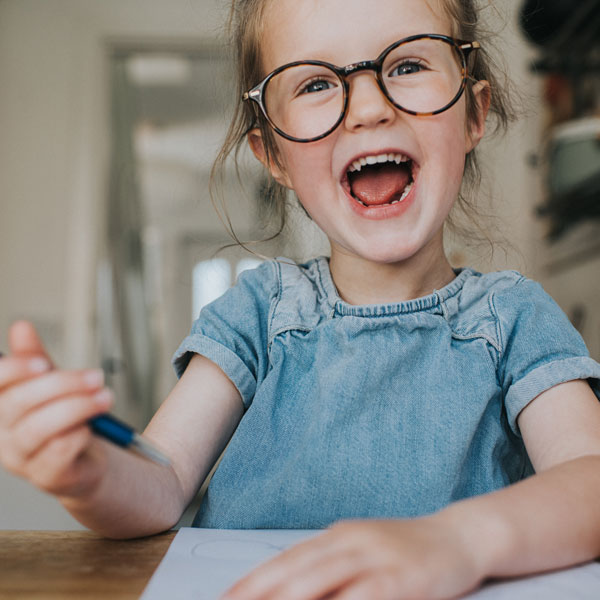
[250,0,488,267]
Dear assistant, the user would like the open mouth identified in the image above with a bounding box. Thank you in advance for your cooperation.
[345,153,416,208]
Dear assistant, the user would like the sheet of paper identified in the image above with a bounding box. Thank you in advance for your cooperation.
[141,527,600,600]
[142,528,320,599]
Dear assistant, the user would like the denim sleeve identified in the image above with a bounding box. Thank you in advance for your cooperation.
[493,277,600,435]
[171,261,277,408]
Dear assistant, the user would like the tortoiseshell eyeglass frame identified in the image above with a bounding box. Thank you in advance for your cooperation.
[243,33,480,143]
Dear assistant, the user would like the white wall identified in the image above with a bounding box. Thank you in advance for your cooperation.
[0,0,225,530]
[0,2,103,529]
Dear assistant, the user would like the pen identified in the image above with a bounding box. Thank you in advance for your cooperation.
[0,351,170,467]
[89,414,171,467]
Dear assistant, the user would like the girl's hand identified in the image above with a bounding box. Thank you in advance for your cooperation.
[0,321,113,498]
[222,515,485,600]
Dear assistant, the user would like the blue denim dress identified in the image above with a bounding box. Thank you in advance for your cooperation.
[173,257,600,529]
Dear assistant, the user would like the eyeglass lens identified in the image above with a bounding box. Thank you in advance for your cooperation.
[263,38,465,141]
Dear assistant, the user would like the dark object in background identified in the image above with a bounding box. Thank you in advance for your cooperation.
[519,0,599,114]
[536,117,600,240]
[519,0,596,47]
[520,0,600,49]
[520,0,600,241]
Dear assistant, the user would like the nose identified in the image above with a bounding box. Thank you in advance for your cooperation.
[343,72,397,132]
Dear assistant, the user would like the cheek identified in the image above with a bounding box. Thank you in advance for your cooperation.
[416,122,467,221]
[437,148,467,206]
[278,141,336,196]
[426,114,470,180]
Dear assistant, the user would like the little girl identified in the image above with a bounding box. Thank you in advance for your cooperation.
[2,0,600,598]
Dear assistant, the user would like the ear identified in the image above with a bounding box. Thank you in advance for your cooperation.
[465,80,491,153]
[247,128,292,188]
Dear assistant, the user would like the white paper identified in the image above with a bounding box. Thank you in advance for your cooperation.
[142,527,600,600]
[142,528,320,600]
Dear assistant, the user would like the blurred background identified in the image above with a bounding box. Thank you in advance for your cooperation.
[0,0,598,529]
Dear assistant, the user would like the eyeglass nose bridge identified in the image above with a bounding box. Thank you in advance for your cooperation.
[342,59,379,76]
[342,57,387,82]
[340,58,391,103]
[340,58,395,117]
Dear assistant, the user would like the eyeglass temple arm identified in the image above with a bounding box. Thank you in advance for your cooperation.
[243,90,259,101]
[459,40,480,57]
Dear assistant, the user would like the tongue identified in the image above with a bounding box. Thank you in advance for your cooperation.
[350,163,411,206]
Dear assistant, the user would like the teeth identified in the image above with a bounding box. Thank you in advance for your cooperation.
[347,152,410,173]
[389,181,413,204]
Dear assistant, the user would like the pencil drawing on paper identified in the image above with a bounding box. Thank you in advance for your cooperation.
[191,538,286,562]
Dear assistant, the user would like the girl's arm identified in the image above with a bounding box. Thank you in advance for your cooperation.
[447,378,600,578]
[61,354,244,539]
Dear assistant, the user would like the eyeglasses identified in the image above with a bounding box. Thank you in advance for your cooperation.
[243,34,480,143]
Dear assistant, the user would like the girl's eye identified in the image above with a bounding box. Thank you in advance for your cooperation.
[300,79,336,94]
[390,61,424,77]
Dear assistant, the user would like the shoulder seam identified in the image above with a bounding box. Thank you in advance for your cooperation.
[488,273,535,386]
[488,272,531,357]
[267,260,283,350]
[488,291,504,355]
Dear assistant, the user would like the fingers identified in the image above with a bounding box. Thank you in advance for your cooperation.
[329,572,398,600]
[249,554,365,600]
[224,532,365,600]
[0,322,112,498]
[8,320,54,364]
[0,355,52,390]
[0,368,106,427]
[0,320,54,392]
[0,360,113,493]
[8,389,113,460]
[20,426,102,496]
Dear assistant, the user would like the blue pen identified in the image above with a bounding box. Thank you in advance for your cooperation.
[0,351,170,467]
[89,414,171,467]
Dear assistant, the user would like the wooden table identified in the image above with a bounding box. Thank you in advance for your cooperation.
[0,530,176,599]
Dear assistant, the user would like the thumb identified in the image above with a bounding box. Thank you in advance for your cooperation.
[8,320,54,366]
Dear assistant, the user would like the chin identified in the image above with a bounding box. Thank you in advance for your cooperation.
[351,241,424,265]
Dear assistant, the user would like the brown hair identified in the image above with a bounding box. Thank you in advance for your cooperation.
[211,0,518,253]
